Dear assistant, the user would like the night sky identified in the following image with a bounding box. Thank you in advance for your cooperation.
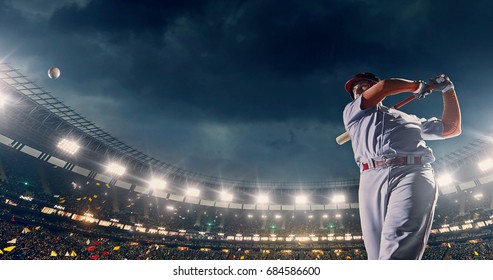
[1,0,492,182]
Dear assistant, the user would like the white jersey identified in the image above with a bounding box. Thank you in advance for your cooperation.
[343,96,444,166]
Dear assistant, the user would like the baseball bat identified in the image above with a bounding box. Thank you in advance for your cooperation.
[335,94,417,145]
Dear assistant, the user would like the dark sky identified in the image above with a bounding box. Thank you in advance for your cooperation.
[1,0,492,182]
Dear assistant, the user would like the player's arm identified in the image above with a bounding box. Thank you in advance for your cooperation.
[360,78,421,109]
[425,74,462,138]
[441,86,461,138]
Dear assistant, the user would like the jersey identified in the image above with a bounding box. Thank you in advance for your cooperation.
[343,96,444,167]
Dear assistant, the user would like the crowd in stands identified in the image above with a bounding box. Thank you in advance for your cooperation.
[0,169,364,237]
[3,215,493,260]
[443,239,493,260]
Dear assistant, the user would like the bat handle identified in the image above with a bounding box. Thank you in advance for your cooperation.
[392,94,416,109]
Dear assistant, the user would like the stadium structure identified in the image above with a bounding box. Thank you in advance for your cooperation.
[1,63,493,260]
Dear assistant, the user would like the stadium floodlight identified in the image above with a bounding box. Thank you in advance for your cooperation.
[437,173,453,186]
[332,194,346,204]
[257,194,269,204]
[220,191,233,202]
[185,187,200,197]
[106,162,126,176]
[57,138,80,155]
[295,195,308,204]
[149,178,167,190]
[474,193,483,200]
[478,158,493,171]
[0,94,7,107]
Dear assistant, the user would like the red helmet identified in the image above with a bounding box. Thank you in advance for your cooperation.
[344,72,380,99]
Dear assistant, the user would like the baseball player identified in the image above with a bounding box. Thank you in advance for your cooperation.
[343,72,461,259]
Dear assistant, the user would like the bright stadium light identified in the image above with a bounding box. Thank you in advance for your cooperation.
[220,191,233,202]
[437,173,453,186]
[474,193,483,200]
[295,195,308,204]
[106,163,126,176]
[185,187,200,197]
[257,194,269,204]
[0,94,7,107]
[149,178,167,190]
[57,138,80,155]
[478,158,493,171]
[332,194,346,204]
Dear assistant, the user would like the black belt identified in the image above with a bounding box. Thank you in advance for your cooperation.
[361,156,422,171]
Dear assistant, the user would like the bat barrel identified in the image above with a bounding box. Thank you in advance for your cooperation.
[336,131,350,145]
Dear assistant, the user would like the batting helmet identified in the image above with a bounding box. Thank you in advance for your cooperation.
[344,72,380,99]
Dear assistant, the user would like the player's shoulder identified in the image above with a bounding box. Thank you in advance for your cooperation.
[344,96,368,114]
[344,98,358,111]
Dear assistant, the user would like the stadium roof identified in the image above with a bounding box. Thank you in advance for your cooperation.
[2,62,493,191]
[1,63,359,190]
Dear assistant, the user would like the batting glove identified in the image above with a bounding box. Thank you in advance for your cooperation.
[412,80,432,99]
[429,74,455,93]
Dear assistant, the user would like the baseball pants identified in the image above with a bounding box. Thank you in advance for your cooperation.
[359,164,438,260]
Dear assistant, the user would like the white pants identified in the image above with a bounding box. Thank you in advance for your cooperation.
[359,164,438,260]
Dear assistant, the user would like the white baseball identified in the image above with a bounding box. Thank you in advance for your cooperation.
[48,66,61,79]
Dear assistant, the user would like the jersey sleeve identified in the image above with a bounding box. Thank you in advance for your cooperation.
[420,117,445,140]
[343,96,374,130]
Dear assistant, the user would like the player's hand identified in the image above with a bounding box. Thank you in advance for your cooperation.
[428,74,454,93]
[413,80,432,99]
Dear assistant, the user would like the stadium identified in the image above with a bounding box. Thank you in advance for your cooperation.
[1,63,493,260]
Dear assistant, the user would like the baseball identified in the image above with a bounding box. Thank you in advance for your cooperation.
[48,66,60,79]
